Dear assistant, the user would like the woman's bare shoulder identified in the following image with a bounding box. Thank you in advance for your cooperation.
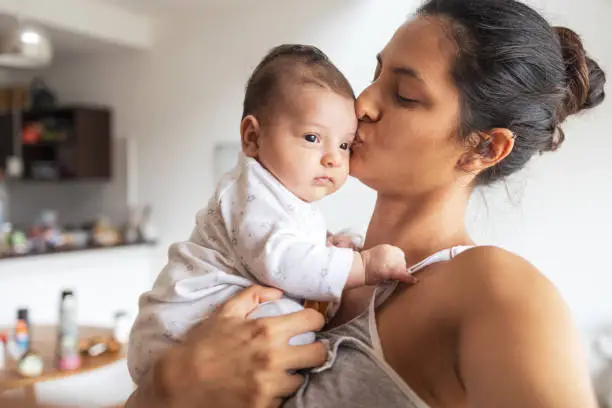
[435,247,596,407]
[441,246,565,315]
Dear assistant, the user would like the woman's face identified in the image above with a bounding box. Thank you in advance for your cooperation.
[350,16,472,197]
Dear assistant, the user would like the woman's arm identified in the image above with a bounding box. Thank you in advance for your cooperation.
[455,247,597,408]
[126,285,328,408]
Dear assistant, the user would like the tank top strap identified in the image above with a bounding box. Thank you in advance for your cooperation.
[374,245,475,308]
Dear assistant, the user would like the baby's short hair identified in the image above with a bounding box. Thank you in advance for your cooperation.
[242,44,355,121]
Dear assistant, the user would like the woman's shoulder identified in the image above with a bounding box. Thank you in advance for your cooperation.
[448,245,550,288]
[441,245,567,319]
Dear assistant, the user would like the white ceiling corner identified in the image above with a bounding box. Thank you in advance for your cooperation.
[96,0,214,16]
[0,0,156,55]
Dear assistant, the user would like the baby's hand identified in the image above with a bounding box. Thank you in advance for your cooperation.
[361,244,416,285]
[327,234,359,250]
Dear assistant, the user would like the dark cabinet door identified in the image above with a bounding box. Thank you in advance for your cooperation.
[0,106,112,181]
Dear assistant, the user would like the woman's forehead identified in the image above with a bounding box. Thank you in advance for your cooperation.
[380,16,457,89]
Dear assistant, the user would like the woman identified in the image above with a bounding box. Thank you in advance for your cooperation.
[127,0,606,407]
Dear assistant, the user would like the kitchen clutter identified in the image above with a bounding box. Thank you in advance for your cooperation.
[0,290,130,379]
[0,206,156,259]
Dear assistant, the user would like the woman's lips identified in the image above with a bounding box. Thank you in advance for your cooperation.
[352,132,366,151]
[351,137,364,153]
[354,132,365,145]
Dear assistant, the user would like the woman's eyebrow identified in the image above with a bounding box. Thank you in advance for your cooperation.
[376,53,424,83]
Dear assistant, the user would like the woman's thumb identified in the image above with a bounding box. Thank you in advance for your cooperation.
[217,285,283,318]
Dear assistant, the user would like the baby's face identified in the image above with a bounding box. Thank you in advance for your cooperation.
[257,85,357,202]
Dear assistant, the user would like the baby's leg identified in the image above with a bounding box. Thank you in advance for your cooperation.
[248,298,316,346]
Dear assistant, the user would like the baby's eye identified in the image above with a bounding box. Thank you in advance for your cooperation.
[304,134,319,143]
[340,142,351,151]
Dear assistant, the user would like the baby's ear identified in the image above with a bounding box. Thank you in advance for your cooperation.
[240,115,262,158]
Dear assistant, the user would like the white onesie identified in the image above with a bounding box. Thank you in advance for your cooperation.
[128,155,354,384]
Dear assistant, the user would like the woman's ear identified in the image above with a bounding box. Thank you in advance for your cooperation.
[240,115,262,158]
[458,128,515,174]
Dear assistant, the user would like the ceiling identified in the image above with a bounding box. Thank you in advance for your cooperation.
[98,0,217,16]
[0,14,119,56]
[0,0,230,56]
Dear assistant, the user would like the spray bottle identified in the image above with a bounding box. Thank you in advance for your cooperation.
[14,308,30,357]
[56,289,80,371]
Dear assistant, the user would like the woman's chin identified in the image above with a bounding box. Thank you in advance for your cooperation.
[348,156,362,177]
[349,156,369,183]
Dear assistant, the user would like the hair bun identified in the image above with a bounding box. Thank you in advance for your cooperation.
[554,26,606,122]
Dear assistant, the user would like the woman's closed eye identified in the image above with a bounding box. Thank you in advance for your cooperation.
[304,134,320,143]
[396,94,419,106]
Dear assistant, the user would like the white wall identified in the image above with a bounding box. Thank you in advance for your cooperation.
[41,0,612,393]
[0,246,153,326]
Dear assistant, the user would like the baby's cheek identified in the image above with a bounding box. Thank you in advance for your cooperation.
[336,167,350,188]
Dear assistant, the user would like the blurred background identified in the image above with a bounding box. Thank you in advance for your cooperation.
[0,0,610,406]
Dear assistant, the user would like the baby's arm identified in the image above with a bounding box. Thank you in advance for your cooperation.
[232,199,413,301]
[234,213,354,301]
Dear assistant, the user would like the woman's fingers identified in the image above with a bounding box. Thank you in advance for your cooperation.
[275,372,306,397]
[277,342,328,371]
[267,398,283,408]
[218,285,283,318]
[266,308,326,339]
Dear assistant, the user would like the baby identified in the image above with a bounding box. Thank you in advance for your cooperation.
[128,44,412,384]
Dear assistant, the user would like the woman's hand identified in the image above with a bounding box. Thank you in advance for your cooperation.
[154,285,328,408]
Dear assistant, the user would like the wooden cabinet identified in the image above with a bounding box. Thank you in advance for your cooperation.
[0,106,112,181]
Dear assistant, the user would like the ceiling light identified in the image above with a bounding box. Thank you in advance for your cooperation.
[0,19,53,69]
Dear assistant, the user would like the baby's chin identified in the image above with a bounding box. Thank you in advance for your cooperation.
[297,186,340,203]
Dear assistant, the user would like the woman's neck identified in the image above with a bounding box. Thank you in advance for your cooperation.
[364,187,473,267]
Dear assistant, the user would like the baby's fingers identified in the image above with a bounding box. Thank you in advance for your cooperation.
[392,268,419,285]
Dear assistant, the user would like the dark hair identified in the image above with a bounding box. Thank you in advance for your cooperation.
[418,0,606,185]
[242,44,355,121]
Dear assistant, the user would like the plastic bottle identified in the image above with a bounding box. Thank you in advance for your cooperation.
[14,308,30,357]
[56,289,81,371]
[0,333,7,370]
[113,311,130,346]
[0,180,9,226]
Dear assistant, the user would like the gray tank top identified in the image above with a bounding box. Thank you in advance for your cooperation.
[284,246,473,408]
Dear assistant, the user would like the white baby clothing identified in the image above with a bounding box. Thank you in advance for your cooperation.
[127,155,354,384]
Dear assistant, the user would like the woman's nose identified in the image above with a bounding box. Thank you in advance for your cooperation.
[355,85,382,123]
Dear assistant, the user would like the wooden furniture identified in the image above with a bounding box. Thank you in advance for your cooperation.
[0,106,112,181]
[0,326,125,404]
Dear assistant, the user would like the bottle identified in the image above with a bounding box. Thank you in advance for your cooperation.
[56,290,80,371]
[0,222,11,256]
[0,179,9,227]
[113,311,130,346]
[14,308,30,357]
[0,333,7,370]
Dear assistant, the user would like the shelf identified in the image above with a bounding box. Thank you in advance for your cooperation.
[22,142,69,148]
[0,240,156,262]
[21,104,110,118]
